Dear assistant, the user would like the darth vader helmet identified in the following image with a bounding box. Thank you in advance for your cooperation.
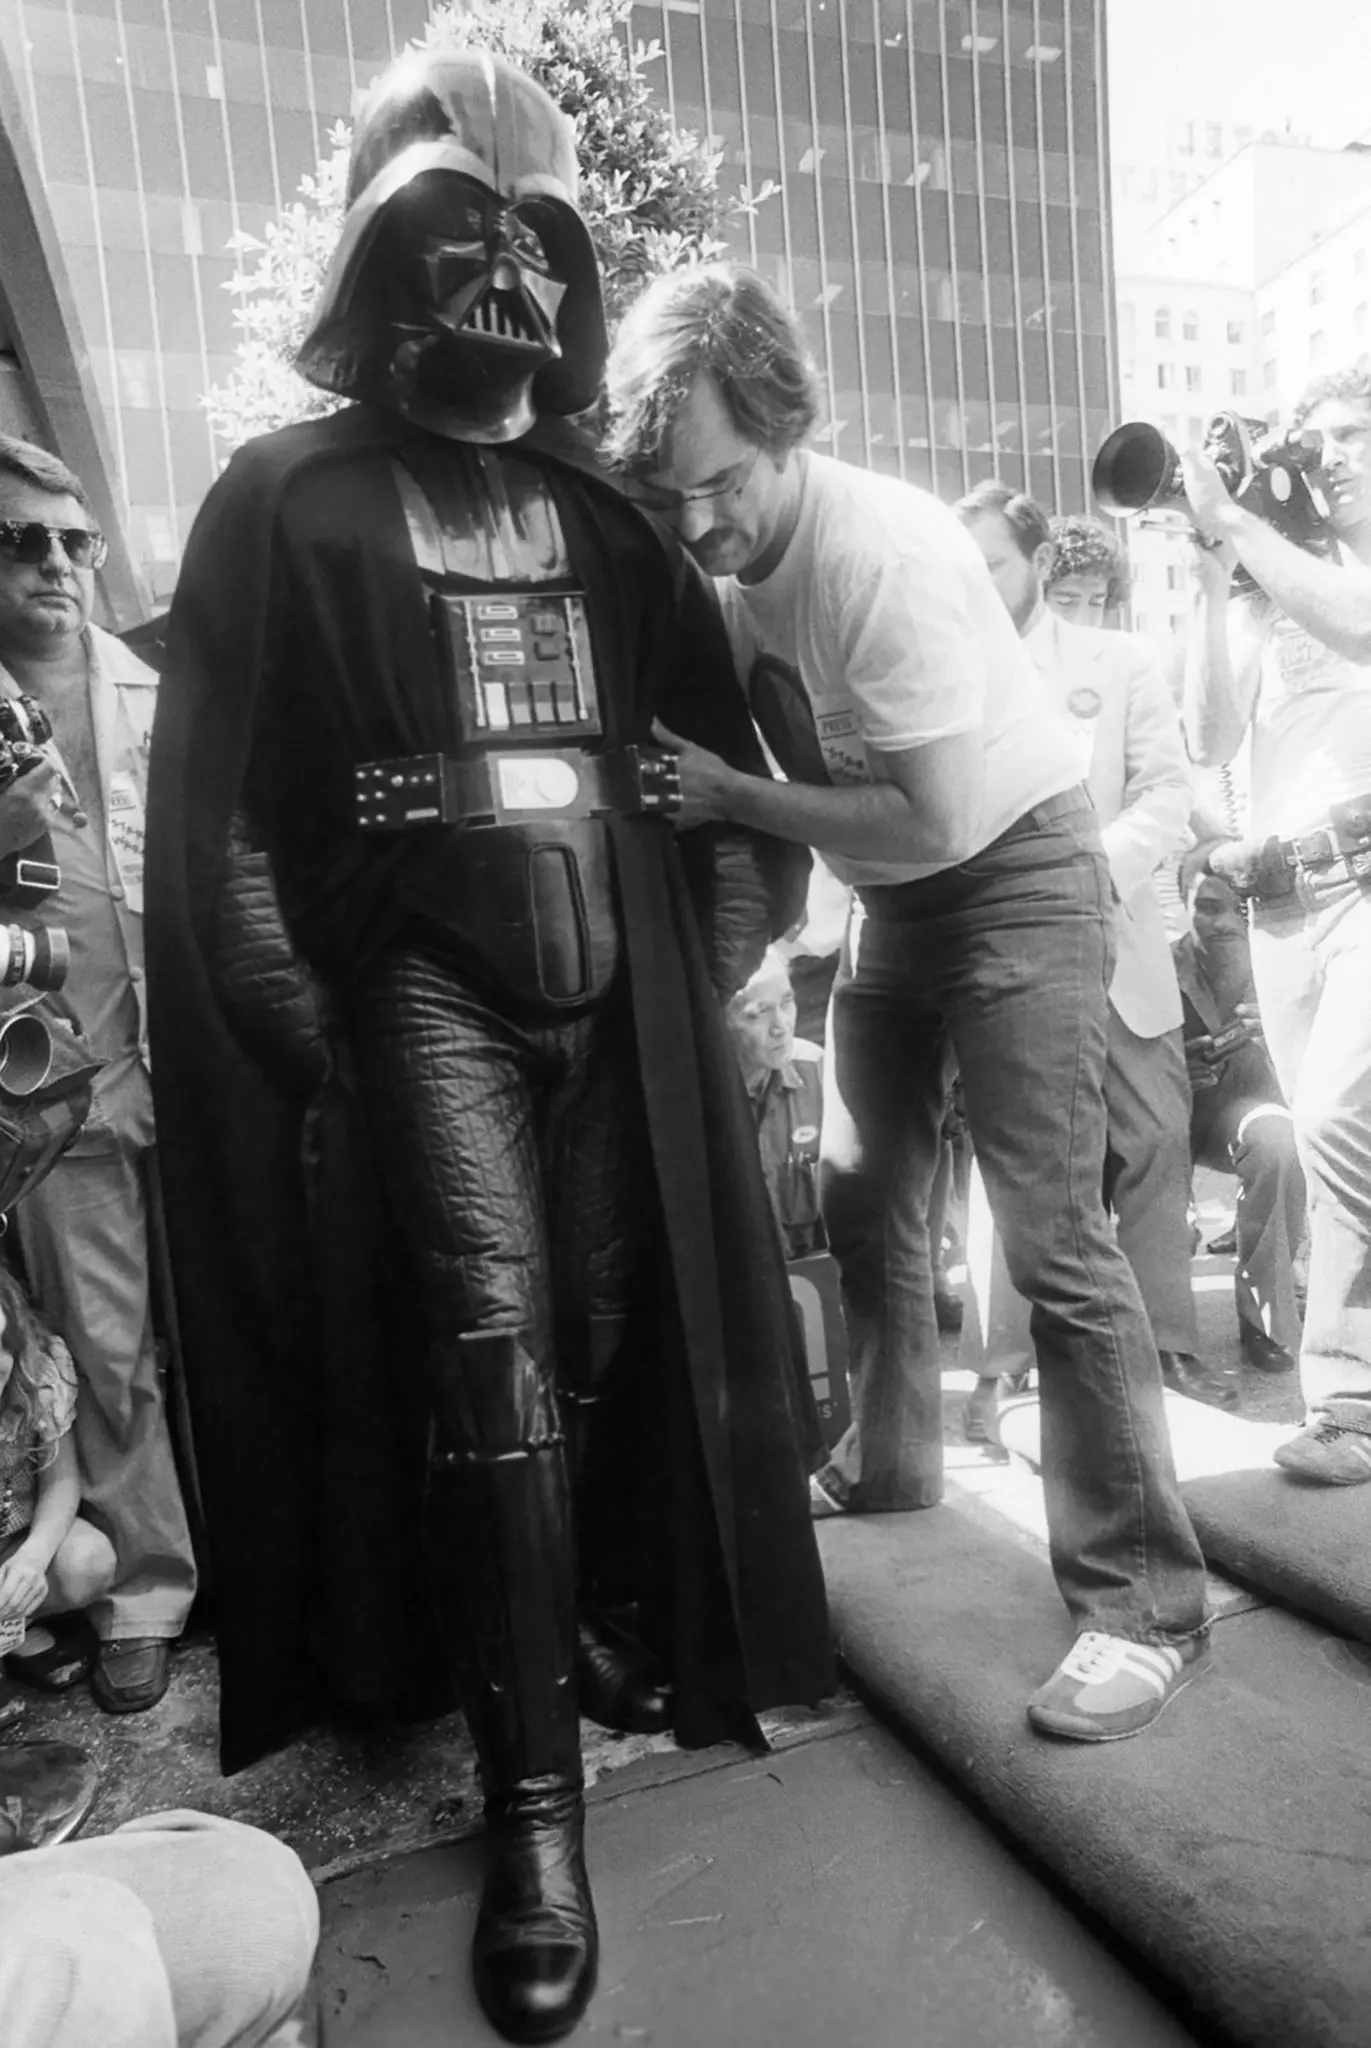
[296,48,607,443]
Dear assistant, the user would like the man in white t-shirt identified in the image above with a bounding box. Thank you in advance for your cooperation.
[1183,360,1371,1482]
[604,264,1210,1744]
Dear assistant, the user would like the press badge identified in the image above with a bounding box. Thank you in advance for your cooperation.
[815,709,870,787]
[107,770,146,915]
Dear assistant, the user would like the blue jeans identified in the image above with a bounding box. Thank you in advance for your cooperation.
[818,795,1208,1646]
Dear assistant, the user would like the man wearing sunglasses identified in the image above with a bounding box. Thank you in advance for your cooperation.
[0,436,196,1715]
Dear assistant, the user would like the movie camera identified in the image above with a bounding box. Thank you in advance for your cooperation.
[0,694,69,993]
[1092,410,1338,582]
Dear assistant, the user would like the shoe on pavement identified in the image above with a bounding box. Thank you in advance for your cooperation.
[1028,1630,1210,1741]
[1273,1414,1371,1485]
[1238,1323,1296,1375]
[92,1637,173,1714]
[0,1743,99,1854]
[808,1471,849,1518]
[934,1284,964,1335]
[1205,1223,1238,1257]
[1159,1349,1240,1411]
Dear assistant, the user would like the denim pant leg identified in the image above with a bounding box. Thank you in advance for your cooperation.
[942,826,1208,1644]
[818,915,952,1509]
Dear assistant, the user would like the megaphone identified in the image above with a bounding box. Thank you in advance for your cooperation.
[1092,411,1331,540]
[1091,421,1187,517]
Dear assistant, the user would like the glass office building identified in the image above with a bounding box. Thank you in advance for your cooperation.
[0,0,1115,600]
[0,0,433,599]
[633,0,1116,507]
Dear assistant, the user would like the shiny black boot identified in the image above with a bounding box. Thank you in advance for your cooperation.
[576,1607,672,1735]
[474,1775,596,2044]
[564,1313,674,1737]
[429,1331,597,2045]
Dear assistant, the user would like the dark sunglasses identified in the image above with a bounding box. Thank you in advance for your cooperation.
[0,521,108,570]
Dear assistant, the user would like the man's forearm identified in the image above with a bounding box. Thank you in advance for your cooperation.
[1183,583,1250,767]
[1220,504,1371,664]
[718,769,969,866]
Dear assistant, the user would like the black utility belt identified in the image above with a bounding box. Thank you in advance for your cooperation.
[1222,793,1371,902]
[354,744,681,834]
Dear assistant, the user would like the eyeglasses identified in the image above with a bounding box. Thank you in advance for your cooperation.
[622,445,762,516]
[0,522,108,571]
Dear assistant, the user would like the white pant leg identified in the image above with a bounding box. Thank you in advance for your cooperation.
[0,1868,177,2048]
[13,1140,197,1640]
[1252,882,1371,1413]
[0,1811,318,2048]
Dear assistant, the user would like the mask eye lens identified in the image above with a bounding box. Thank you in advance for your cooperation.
[508,213,550,272]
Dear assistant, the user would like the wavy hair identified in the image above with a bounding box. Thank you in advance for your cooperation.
[604,262,819,473]
[1046,514,1130,608]
[954,478,1052,557]
[0,435,94,518]
[1293,356,1371,426]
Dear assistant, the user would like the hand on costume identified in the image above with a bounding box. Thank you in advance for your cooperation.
[651,719,737,831]
[1180,446,1242,557]
[0,1545,48,1622]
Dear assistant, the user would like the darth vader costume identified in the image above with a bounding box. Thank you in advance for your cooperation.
[146,47,831,2046]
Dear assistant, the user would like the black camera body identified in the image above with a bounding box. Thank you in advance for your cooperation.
[1092,410,1338,577]
[0,693,70,991]
[0,692,55,792]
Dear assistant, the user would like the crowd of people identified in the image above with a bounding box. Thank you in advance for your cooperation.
[0,37,1367,2048]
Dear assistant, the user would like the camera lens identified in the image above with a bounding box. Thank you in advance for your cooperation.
[0,926,34,987]
[28,927,69,992]
[0,923,69,991]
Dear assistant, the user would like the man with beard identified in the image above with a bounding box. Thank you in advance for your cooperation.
[603,261,1210,1746]
[1184,361,1371,1480]
[146,53,829,2046]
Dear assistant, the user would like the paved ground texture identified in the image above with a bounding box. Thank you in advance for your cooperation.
[317,1715,1204,2048]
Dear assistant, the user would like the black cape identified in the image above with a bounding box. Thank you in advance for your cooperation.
[147,405,833,1771]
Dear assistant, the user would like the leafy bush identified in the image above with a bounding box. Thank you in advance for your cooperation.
[205,0,769,450]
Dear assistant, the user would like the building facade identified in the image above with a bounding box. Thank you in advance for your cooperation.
[634,0,1115,512]
[1,0,1116,604]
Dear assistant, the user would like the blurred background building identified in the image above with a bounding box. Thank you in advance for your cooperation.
[0,0,1116,616]
[633,0,1115,510]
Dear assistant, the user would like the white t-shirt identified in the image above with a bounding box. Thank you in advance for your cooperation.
[1251,608,1371,838]
[718,451,1083,887]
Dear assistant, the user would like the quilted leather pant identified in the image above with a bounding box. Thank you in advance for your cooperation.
[348,948,652,1793]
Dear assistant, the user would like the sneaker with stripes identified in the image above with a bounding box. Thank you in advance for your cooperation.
[1027,1629,1210,1741]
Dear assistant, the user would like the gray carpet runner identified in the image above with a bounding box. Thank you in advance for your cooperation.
[818,1496,1371,2048]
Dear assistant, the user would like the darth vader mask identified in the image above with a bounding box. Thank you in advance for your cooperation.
[297,49,607,444]
[375,175,570,438]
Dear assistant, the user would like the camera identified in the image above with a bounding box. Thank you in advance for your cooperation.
[0,693,55,790]
[1092,410,1337,572]
[0,693,70,991]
